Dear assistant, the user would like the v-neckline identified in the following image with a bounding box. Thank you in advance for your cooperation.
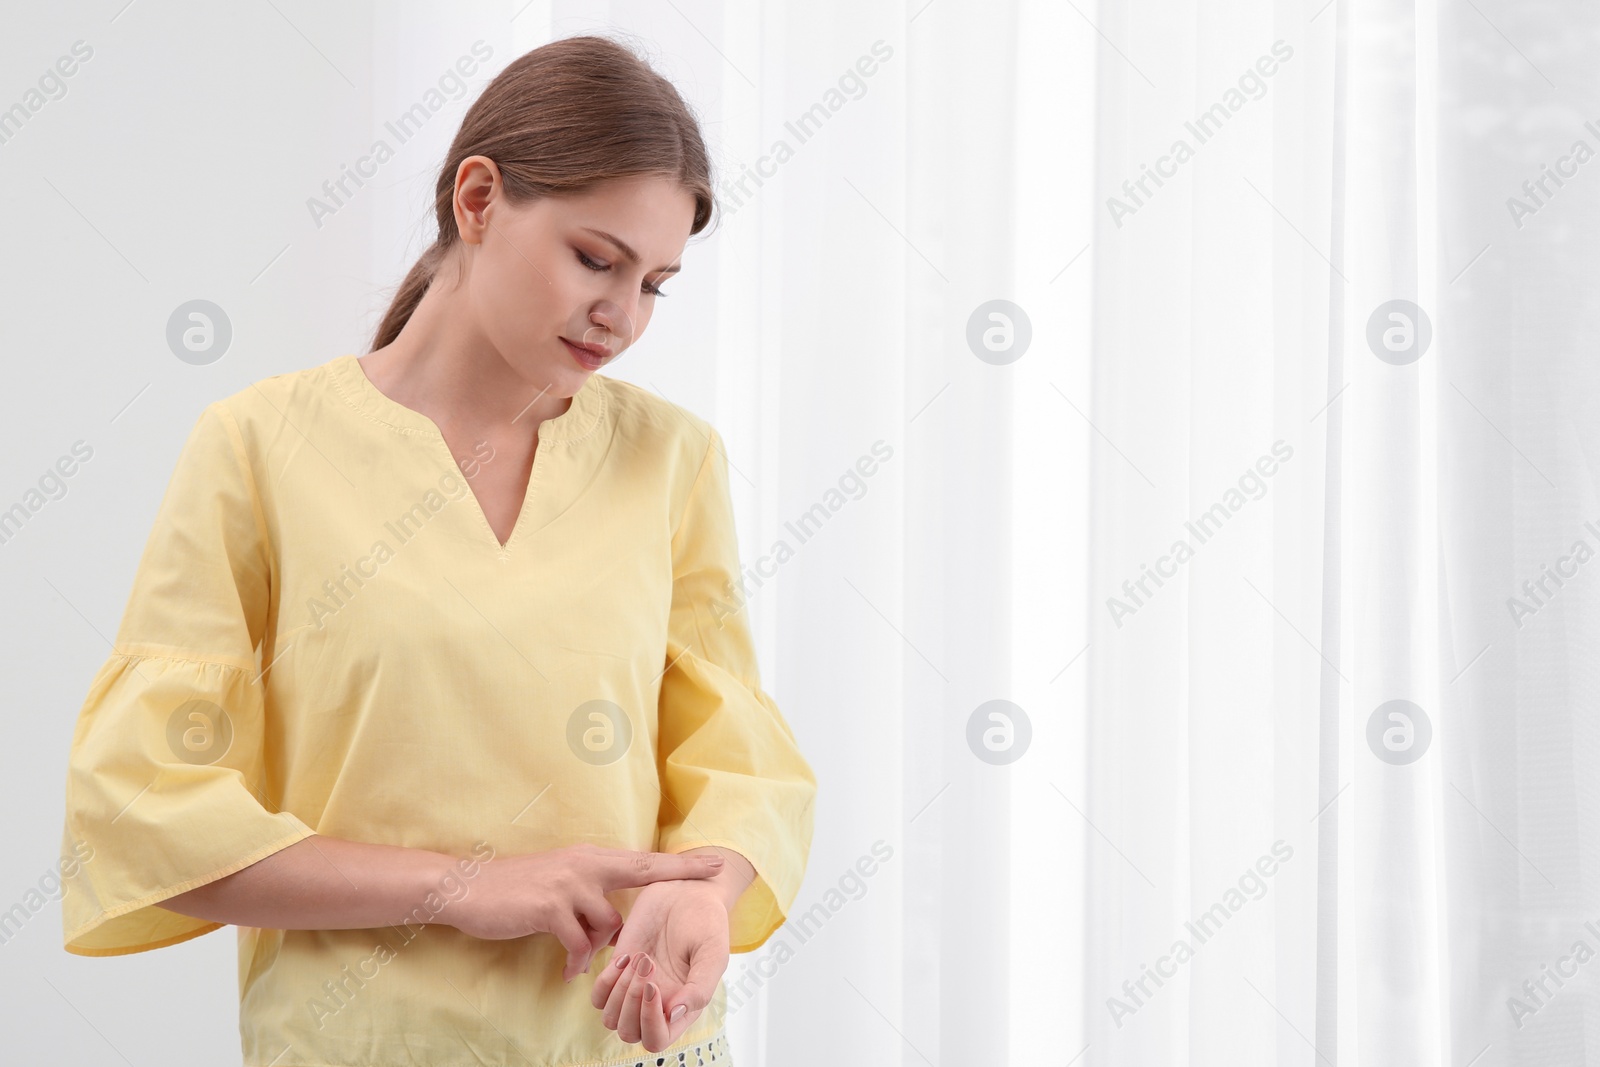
[478,445,537,550]
[330,353,607,552]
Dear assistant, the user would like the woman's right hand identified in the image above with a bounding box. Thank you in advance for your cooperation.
[438,843,725,981]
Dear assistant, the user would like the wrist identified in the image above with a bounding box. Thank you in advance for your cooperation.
[414,844,491,928]
[674,845,755,911]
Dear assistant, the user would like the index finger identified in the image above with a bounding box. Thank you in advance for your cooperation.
[597,850,724,890]
[640,980,670,1053]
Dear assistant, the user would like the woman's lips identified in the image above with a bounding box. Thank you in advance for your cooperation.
[562,337,609,368]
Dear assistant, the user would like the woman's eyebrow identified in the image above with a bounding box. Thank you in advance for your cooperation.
[580,227,681,274]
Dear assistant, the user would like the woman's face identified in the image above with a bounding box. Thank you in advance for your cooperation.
[456,164,697,390]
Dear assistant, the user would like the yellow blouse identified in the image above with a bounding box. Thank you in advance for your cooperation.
[57,353,817,1067]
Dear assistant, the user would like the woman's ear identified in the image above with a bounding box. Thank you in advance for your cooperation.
[453,155,498,241]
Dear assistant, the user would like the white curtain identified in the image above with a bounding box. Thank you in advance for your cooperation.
[1081,1,1598,1063]
[616,0,1595,1062]
[21,1,1595,1064]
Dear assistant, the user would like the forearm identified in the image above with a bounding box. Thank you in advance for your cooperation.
[159,834,463,931]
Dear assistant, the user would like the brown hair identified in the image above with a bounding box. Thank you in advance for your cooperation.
[368,33,717,352]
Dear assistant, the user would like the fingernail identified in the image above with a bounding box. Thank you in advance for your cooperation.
[670,1004,687,1023]
[645,982,657,1002]
[637,954,654,977]
[614,953,631,970]
[707,856,725,866]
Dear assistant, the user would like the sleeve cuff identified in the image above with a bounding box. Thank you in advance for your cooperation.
[62,811,316,957]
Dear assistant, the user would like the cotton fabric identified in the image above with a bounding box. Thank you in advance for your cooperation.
[58,353,816,1066]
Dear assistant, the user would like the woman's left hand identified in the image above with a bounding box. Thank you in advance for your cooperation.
[589,878,731,1051]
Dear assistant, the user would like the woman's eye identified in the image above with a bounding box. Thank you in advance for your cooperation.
[576,248,669,298]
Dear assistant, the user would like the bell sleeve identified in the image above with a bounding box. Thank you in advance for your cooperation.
[655,427,818,954]
[59,400,317,957]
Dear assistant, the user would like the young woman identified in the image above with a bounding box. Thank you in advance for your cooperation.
[58,34,816,1067]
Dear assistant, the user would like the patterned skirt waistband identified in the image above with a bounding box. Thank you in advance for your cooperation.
[600,1026,730,1067]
